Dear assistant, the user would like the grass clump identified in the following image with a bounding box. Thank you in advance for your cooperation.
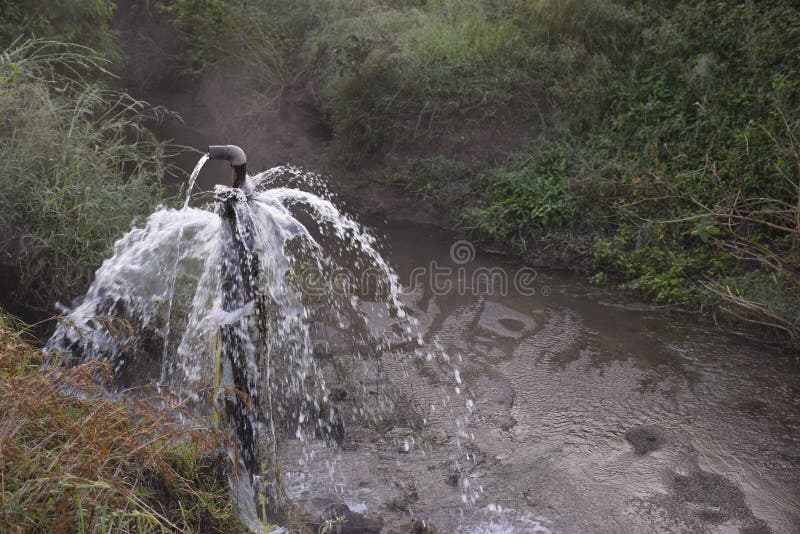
[0,40,168,314]
[0,312,247,533]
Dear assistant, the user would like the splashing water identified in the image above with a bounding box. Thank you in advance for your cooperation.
[45,158,475,526]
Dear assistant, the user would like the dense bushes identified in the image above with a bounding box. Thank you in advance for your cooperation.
[307,0,562,160]
[155,0,293,84]
[0,0,118,58]
[0,41,167,313]
[354,0,799,344]
[576,1,800,339]
[466,148,579,235]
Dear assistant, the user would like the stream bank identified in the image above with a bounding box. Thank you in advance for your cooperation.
[2,2,798,532]
[115,0,800,353]
[108,7,800,529]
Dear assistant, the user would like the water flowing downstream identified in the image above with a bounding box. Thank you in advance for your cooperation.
[45,156,800,533]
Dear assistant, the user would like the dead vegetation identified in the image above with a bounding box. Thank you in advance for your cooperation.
[0,315,247,533]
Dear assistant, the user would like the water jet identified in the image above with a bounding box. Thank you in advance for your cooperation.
[45,152,413,527]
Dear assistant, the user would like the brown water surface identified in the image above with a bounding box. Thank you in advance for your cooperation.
[282,221,800,534]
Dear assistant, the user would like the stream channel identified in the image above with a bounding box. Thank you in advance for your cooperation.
[151,129,799,533]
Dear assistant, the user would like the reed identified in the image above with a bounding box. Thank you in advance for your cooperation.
[0,39,171,313]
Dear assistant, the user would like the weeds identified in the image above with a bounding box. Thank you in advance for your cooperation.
[0,314,247,533]
[466,148,578,235]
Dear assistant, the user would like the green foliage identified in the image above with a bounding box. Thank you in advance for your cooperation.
[0,40,167,311]
[157,0,293,84]
[574,1,800,331]
[298,0,648,160]
[0,0,119,59]
[5,0,791,342]
[593,233,699,305]
[311,1,546,159]
[466,148,578,236]
[143,0,800,344]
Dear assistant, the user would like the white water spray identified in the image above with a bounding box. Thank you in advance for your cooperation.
[46,157,475,527]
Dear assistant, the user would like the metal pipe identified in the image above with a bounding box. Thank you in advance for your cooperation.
[208,144,247,188]
[210,145,263,482]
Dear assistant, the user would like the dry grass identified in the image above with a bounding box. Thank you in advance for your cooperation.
[0,315,247,533]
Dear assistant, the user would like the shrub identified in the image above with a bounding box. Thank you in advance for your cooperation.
[0,0,119,59]
[466,148,579,236]
[156,0,293,84]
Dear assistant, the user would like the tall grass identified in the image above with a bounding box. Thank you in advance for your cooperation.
[0,40,169,313]
[306,1,544,160]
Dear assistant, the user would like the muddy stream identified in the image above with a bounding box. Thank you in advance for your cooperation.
[278,220,800,533]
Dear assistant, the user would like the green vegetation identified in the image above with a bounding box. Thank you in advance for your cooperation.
[0,0,796,527]
[0,2,796,529]
[156,0,293,84]
[0,40,167,313]
[0,313,246,533]
[0,9,262,532]
[0,1,796,341]
[155,0,799,346]
[0,0,119,59]
[466,148,579,235]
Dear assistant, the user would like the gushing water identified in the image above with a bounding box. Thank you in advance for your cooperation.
[45,158,475,527]
[183,152,209,208]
